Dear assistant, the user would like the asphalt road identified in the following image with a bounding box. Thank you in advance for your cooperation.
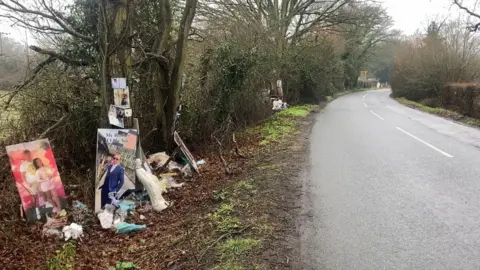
[300,89,480,270]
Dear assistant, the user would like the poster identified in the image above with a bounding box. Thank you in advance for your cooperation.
[111,77,127,89]
[113,87,130,108]
[95,129,138,212]
[108,105,125,128]
[6,139,67,223]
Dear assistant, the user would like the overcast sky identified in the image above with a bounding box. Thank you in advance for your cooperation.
[0,0,477,44]
[382,0,474,34]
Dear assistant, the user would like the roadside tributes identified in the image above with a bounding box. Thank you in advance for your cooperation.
[6,139,67,223]
[111,77,127,89]
[108,105,126,128]
[95,129,138,212]
[113,87,130,108]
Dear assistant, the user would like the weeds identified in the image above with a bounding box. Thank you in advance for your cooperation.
[276,105,313,117]
[208,203,241,233]
[46,242,76,270]
[218,238,260,261]
[235,180,254,191]
[213,189,228,202]
[108,261,138,270]
[218,261,245,270]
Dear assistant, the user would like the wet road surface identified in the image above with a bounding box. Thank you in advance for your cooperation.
[300,89,480,270]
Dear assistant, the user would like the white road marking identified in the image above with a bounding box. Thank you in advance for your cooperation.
[363,94,367,99]
[396,127,454,158]
[364,102,368,108]
[370,110,384,120]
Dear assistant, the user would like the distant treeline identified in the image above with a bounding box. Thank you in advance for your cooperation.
[0,36,26,89]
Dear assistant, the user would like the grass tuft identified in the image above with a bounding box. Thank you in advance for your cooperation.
[276,105,313,117]
[235,180,254,191]
[46,242,76,270]
[217,238,260,261]
[208,203,241,233]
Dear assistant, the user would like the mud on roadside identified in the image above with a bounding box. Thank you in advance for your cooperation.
[198,108,318,270]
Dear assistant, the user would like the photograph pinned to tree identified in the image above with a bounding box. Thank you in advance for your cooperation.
[111,77,127,89]
[6,139,67,223]
[95,129,138,212]
[113,87,130,108]
[108,105,126,128]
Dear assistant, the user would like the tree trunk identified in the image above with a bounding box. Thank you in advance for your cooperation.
[99,0,131,126]
[165,0,197,152]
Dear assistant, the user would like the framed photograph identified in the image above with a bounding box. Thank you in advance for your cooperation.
[111,78,127,89]
[113,87,130,108]
[6,139,67,223]
[108,105,125,128]
[95,129,138,212]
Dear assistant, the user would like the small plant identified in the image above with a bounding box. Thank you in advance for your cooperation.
[218,261,245,270]
[108,261,138,270]
[213,189,228,202]
[217,238,260,261]
[208,203,241,233]
[235,180,254,191]
[46,242,76,270]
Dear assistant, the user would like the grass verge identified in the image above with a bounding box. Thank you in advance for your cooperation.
[202,104,316,269]
[256,105,315,146]
[396,97,480,128]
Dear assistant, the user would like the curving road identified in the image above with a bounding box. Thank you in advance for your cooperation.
[300,89,480,270]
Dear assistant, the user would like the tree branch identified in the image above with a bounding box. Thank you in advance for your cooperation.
[29,45,91,66]
[38,113,70,139]
[0,0,94,41]
[453,0,480,31]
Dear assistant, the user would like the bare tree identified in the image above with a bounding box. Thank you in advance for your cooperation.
[0,0,198,150]
[453,0,480,31]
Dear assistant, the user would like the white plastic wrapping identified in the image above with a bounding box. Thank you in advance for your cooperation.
[135,159,170,212]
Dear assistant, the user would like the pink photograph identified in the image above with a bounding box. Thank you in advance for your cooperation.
[6,139,67,223]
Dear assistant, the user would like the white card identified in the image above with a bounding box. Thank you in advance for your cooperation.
[111,78,127,89]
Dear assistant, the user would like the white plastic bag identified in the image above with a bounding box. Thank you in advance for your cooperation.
[97,204,115,229]
[63,223,83,241]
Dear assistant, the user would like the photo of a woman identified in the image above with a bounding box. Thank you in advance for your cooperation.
[121,94,128,106]
[33,158,61,213]
[6,139,67,223]
[113,87,130,108]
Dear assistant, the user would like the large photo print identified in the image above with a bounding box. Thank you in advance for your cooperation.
[6,139,67,223]
[95,129,138,212]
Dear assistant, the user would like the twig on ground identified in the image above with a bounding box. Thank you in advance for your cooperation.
[171,208,199,265]
[213,135,232,175]
[232,133,246,158]
[197,224,253,264]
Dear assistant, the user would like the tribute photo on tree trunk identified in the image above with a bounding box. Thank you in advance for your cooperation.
[6,139,67,223]
[111,78,127,89]
[95,129,138,212]
[113,87,130,108]
[108,105,125,128]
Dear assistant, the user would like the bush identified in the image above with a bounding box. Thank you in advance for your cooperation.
[0,65,99,219]
[392,21,480,101]
[441,83,480,117]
